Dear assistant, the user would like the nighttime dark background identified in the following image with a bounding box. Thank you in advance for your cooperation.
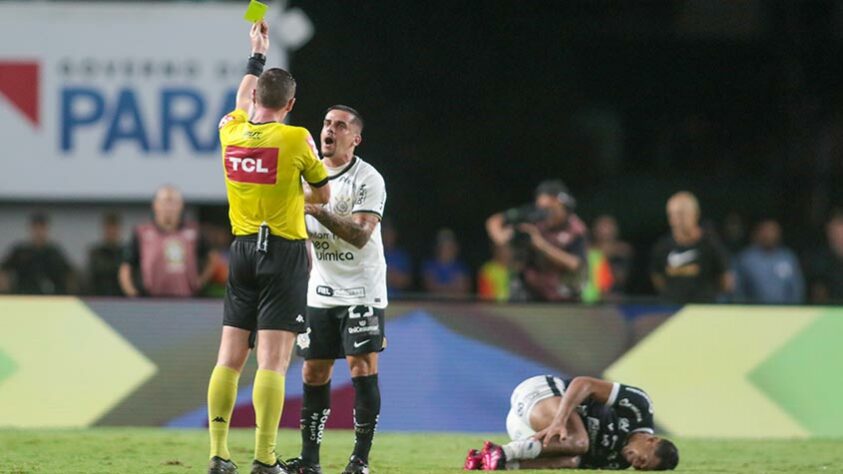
[209,0,843,294]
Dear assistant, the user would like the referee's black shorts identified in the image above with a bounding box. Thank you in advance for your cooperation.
[223,234,308,335]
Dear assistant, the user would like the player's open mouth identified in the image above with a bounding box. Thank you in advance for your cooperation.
[324,137,335,145]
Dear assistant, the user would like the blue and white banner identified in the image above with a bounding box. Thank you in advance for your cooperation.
[0,2,312,201]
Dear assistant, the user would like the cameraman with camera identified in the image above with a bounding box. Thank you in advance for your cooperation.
[486,180,588,302]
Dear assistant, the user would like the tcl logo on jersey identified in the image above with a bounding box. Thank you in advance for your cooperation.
[224,146,277,184]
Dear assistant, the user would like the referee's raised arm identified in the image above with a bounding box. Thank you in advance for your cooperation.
[236,20,270,112]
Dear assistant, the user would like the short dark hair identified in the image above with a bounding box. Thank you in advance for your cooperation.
[30,212,48,226]
[326,104,364,132]
[654,439,679,470]
[257,68,296,109]
[103,212,121,226]
[535,179,576,210]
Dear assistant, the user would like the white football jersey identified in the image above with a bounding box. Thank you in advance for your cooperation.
[307,156,388,308]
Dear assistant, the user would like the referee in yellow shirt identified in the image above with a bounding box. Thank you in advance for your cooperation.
[207,20,329,474]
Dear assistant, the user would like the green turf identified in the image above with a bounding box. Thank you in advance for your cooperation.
[0,428,841,473]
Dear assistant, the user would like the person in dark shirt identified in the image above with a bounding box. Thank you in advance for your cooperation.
[650,192,732,303]
[805,213,843,303]
[0,213,74,295]
[86,212,124,296]
[465,375,679,471]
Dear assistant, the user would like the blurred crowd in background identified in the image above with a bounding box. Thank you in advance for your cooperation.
[4,2,843,307]
[2,181,841,306]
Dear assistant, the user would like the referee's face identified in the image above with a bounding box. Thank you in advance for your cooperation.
[321,109,361,158]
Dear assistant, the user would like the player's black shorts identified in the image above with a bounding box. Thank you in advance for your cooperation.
[296,305,386,359]
[223,234,308,335]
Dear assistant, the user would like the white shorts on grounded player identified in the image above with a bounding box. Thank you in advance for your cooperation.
[506,375,567,441]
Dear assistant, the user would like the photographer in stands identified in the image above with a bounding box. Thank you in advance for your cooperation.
[486,180,588,301]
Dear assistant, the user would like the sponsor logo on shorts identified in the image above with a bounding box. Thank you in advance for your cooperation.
[296,314,305,323]
[353,339,370,348]
[348,325,380,334]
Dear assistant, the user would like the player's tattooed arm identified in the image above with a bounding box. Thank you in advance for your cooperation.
[305,204,379,249]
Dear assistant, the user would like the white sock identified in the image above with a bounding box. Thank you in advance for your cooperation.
[502,439,542,461]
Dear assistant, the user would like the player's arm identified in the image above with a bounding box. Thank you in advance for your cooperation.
[518,223,582,272]
[537,409,590,456]
[534,377,614,447]
[305,206,379,250]
[235,20,270,112]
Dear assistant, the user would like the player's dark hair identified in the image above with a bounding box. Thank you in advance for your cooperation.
[326,104,364,132]
[654,439,679,470]
[257,68,296,109]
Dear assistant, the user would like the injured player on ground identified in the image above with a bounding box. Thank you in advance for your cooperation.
[464,376,679,471]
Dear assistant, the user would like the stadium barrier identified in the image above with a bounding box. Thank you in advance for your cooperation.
[0,296,839,437]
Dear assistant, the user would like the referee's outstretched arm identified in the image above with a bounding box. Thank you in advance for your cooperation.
[236,20,270,112]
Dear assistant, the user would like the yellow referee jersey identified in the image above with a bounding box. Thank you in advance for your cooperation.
[219,109,328,239]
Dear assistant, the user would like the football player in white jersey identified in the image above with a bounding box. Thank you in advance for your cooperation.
[288,106,387,474]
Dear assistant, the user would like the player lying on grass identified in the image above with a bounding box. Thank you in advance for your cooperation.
[464,376,679,470]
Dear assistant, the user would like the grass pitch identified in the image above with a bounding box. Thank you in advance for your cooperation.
[1,428,841,473]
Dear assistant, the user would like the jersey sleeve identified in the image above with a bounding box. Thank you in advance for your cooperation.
[607,384,655,434]
[218,109,248,145]
[351,171,386,218]
[300,130,329,187]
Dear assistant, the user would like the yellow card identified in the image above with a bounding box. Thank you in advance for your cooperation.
[243,0,268,23]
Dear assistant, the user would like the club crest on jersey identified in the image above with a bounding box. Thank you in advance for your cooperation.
[333,196,353,215]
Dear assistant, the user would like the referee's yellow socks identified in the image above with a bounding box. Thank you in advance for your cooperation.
[208,365,240,460]
[253,369,286,465]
